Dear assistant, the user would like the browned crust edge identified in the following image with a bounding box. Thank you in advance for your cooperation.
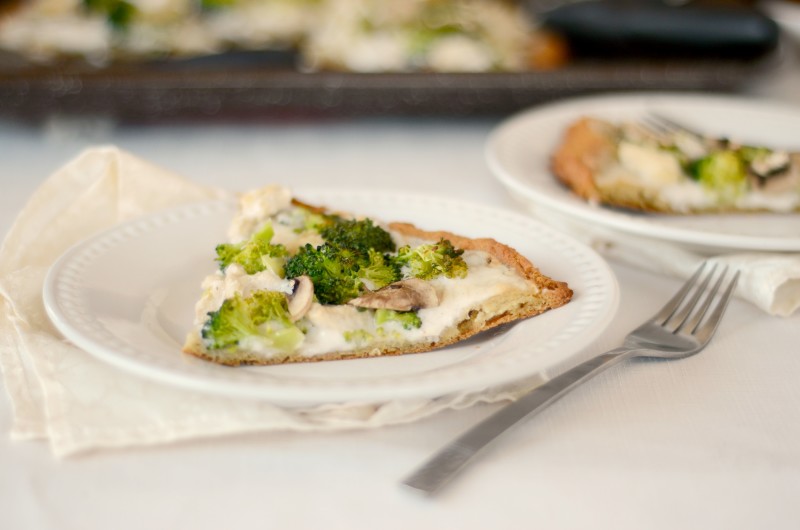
[550,117,678,212]
[387,222,570,296]
[550,118,682,212]
[551,117,692,212]
[550,117,613,203]
[183,200,573,366]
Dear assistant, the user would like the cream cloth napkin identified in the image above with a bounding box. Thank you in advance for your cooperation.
[527,207,800,317]
[0,146,531,458]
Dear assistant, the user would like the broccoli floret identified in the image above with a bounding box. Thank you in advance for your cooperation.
[287,218,474,304]
[393,238,468,280]
[215,222,288,275]
[284,243,363,305]
[83,0,136,29]
[201,291,304,352]
[689,150,747,202]
[320,217,396,254]
[738,145,772,165]
[359,249,402,290]
[285,243,402,305]
[375,308,422,330]
[199,0,236,9]
[298,210,332,234]
[280,205,334,234]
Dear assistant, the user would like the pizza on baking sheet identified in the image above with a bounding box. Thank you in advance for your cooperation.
[0,0,568,72]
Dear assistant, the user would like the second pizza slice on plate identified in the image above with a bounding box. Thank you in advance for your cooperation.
[551,116,800,214]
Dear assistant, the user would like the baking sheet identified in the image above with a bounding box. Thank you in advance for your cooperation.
[0,49,780,120]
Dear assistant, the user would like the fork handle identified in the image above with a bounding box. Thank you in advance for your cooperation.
[402,347,635,495]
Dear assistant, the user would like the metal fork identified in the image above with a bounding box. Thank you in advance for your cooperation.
[640,113,799,155]
[402,263,739,496]
[640,112,706,140]
[641,112,701,137]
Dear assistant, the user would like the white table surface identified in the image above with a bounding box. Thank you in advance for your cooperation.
[2,45,800,530]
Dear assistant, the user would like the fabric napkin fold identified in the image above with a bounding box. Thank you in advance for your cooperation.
[0,146,531,457]
[529,207,800,317]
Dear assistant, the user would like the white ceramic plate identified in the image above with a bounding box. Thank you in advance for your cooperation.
[43,190,618,405]
[486,92,800,253]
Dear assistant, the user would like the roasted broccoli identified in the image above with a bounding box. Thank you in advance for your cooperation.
[201,291,304,352]
[215,222,288,275]
[283,215,399,304]
[284,242,401,305]
[200,0,236,9]
[276,204,334,234]
[286,217,465,303]
[738,146,772,166]
[359,249,402,291]
[320,217,396,254]
[393,238,468,280]
[83,0,136,29]
[297,208,332,234]
[284,243,362,305]
[689,150,747,202]
[375,308,422,330]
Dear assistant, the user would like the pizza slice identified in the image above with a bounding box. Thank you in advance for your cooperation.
[182,185,572,366]
[551,116,800,213]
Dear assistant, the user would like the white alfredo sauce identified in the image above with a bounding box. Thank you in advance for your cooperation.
[295,248,532,358]
[195,244,532,359]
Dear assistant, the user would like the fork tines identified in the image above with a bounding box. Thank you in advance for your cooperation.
[655,263,740,340]
[640,113,703,139]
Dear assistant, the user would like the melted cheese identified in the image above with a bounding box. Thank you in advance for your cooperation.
[605,126,800,212]
[293,248,530,358]
[226,185,292,243]
[617,141,684,187]
[194,248,531,359]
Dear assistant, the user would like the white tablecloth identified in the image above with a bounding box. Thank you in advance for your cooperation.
[2,50,799,530]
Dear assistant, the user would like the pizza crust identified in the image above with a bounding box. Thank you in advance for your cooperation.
[551,117,613,203]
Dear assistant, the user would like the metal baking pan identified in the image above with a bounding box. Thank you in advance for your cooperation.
[0,49,780,121]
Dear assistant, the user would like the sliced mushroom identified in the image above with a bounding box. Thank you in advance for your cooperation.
[348,278,439,312]
[748,152,799,192]
[749,150,791,185]
[287,275,314,322]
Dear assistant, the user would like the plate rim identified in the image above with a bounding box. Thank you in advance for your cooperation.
[43,189,619,405]
[485,91,800,253]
